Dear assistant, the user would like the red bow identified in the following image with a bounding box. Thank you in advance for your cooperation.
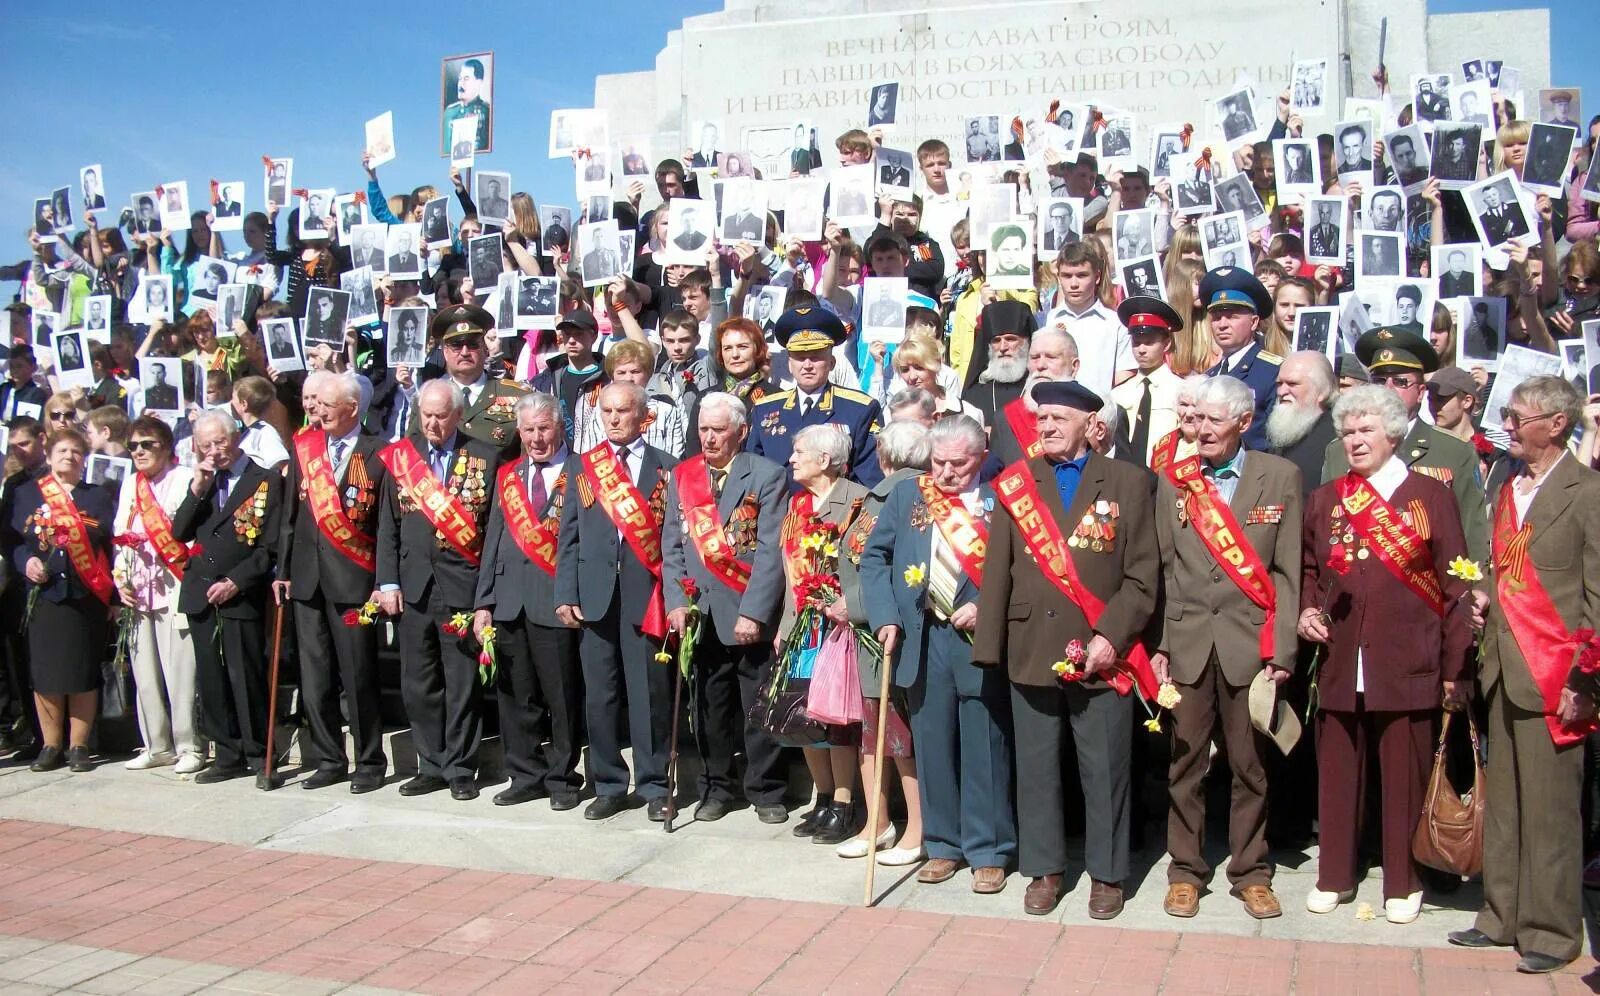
[1009,117,1025,144]
[209,179,220,200]
[352,190,367,206]
[1090,110,1107,132]
[153,185,165,198]
[1196,147,1214,173]
[261,155,275,169]
[1179,123,1195,151]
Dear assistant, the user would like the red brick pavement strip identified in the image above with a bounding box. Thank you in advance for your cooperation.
[0,819,1594,995]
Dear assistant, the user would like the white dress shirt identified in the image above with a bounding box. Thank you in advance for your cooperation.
[1513,451,1566,527]
[1041,300,1133,402]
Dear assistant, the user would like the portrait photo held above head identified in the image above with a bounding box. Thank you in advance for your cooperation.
[475,171,512,225]
[867,82,899,127]
[365,110,396,168]
[1037,197,1083,257]
[1464,172,1534,250]
[386,306,429,366]
[515,276,560,330]
[78,164,106,213]
[141,357,183,415]
[1522,122,1578,196]
[298,188,335,241]
[578,219,622,287]
[1292,306,1339,360]
[1304,197,1347,265]
[440,51,493,156]
[1433,243,1482,298]
[986,222,1033,290]
[538,205,573,256]
[157,180,189,232]
[262,156,291,208]
[302,287,351,348]
[420,196,451,248]
[260,318,303,372]
[340,266,381,327]
[1458,295,1508,370]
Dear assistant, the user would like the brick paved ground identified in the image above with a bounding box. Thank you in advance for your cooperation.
[0,820,1595,994]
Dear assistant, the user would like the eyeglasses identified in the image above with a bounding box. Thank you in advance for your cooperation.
[1372,374,1421,388]
[444,337,486,352]
[47,411,74,422]
[1499,407,1557,429]
[127,439,162,452]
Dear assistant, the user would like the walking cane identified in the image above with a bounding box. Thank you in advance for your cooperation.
[862,648,894,906]
[664,652,685,832]
[256,599,286,791]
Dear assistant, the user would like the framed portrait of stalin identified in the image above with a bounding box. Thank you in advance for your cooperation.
[440,51,494,156]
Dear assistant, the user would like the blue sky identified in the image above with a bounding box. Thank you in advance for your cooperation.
[0,0,1591,296]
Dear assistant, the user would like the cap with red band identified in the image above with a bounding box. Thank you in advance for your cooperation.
[1116,295,1183,333]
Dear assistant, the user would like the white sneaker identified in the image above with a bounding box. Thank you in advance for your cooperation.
[1384,891,1423,924]
[835,826,896,858]
[1306,887,1356,914]
[173,753,207,775]
[125,750,175,771]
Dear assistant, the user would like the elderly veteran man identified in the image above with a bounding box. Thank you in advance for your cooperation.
[662,392,789,824]
[1200,267,1282,451]
[1152,376,1302,919]
[1451,376,1600,975]
[376,378,502,801]
[975,380,1159,919]
[555,382,678,822]
[862,416,1016,894]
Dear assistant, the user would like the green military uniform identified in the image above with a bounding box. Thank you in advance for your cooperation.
[416,304,530,453]
[1320,327,1489,562]
[442,99,489,154]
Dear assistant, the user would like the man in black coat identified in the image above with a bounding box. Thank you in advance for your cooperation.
[375,379,502,801]
[173,411,284,783]
[274,372,389,793]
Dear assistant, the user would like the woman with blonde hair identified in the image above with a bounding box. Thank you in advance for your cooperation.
[1165,259,1215,375]
[1427,302,1459,369]
[1266,276,1316,358]
[889,336,982,423]
[1494,119,1531,178]
[41,390,90,431]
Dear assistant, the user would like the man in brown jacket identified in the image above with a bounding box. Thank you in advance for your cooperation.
[976,380,1159,919]
[1153,376,1302,920]
[1450,376,1600,974]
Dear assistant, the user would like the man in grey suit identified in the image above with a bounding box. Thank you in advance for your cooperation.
[862,416,1016,895]
[555,382,678,822]
[662,393,789,824]
[474,393,584,810]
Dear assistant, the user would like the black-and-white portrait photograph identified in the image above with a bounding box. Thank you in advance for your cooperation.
[387,307,429,366]
[1114,209,1155,263]
[829,164,877,225]
[1150,130,1185,179]
[1460,296,1508,368]
[1120,257,1163,298]
[1357,230,1404,280]
[1583,318,1600,394]
[1462,59,1485,82]
[1334,121,1373,176]
[1561,339,1589,396]
[1412,74,1452,125]
[440,51,493,157]
[578,220,623,287]
[86,455,131,489]
[867,82,898,127]
[341,267,380,327]
[298,188,333,240]
[49,187,73,234]
[549,107,607,160]
[876,147,914,196]
[1291,59,1328,115]
[335,194,365,240]
[383,223,422,279]
[515,277,560,331]
[158,180,189,233]
[1215,87,1259,144]
[1363,186,1406,232]
[345,223,385,273]
[580,196,612,224]
[130,191,159,235]
[138,275,173,324]
[720,179,767,243]
[475,171,512,225]
[1430,122,1482,189]
[967,182,1015,245]
[84,295,110,334]
[621,143,649,177]
[1523,122,1578,195]
[492,272,516,333]
[537,206,572,256]
[264,158,291,209]
[1384,125,1431,192]
[1456,79,1494,133]
[1433,243,1482,298]
[688,120,723,169]
[31,311,57,348]
[666,198,713,263]
[1213,173,1266,225]
[1465,173,1533,248]
[211,180,244,232]
[303,287,351,348]
[1200,211,1249,271]
[861,277,908,342]
[1390,281,1433,334]
[987,222,1033,290]
[1304,197,1346,264]
[467,232,505,293]
[79,164,105,214]
[1273,139,1320,197]
[788,121,823,176]
[52,329,87,381]
[420,196,451,248]
[1540,88,1582,128]
[1098,114,1134,163]
[261,318,300,369]
[743,285,787,337]
[191,257,233,303]
[783,178,826,241]
[141,357,183,414]
[450,115,478,168]
[575,149,610,196]
[964,115,1002,163]
[1038,198,1082,257]
[1293,306,1338,360]
[1172,152,1215,214]
[217,284,249,334]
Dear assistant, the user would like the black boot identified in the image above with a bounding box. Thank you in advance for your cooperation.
[812,802,856,845]
[791,795,830,837]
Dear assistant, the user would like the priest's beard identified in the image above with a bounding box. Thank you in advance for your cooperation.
[1265,399,1324,449]
[981,353,1029,385]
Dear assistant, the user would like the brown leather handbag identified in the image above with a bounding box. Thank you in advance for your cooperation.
[1412,712,1485,877]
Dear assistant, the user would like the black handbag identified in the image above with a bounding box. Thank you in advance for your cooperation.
[100,661,134,719]
[748,658,827,748]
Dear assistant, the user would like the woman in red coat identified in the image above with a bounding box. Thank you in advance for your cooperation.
[1297,384,1474,924]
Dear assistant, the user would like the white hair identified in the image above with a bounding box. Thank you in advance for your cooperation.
[192,409,238,440]
[928,414,987,455]
[697,391,747,429]
[1284,351,1337,406]
[516,392,562,422]
[417,378,466,414]
[302,370,336,397]
[324,374,362,406]
[1332,383,1409,442]
[600,380,649,415]
[1192,375,1255,421]
[887,388,938,420]
[1032,327,1080,360]
[1175,372,1209,405]
[795,423,850,471]
[877,420,932,471]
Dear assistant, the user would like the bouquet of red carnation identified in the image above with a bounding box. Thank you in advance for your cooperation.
[1576,629,1600,676]
[1471,432,1496,458]
[342,600,379,627]
[794,572,842,610]
[1052,639,1089,684]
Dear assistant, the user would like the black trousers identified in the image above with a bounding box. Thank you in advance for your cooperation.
[295,591,385,778]
[398,587,482,781]
[188,606,268,771]
[581,589,671,800]
[693,625,786,806]
[0,585,41,745]
[495,614,583,795]
[1012,681,1132,882]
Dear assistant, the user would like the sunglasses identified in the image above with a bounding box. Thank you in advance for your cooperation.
[1499,408,1556,429]
[444,337,486,352]
[47,411,75,422]
[1371,374,1421,387]
[127,439,163,452]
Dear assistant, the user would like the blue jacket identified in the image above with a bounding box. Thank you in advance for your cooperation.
[745,385,884,488]
[1206,339,1281,451]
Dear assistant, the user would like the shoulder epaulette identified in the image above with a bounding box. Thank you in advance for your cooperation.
[1257,351,1284,364]
[752,391,792,407]
[830,386,873,403]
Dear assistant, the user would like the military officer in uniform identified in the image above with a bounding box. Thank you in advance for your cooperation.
[1201,268,1282,452]
[746,308,884,487]
[376,379,502,801]
[975,380,1159,919]
[441,57,490,154]
[1321,327,1488,563]
[414,304,529,454]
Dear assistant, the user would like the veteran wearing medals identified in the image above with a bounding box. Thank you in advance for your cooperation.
[1451,376,1600,974]
[1298,384,1473,925]
[974,380,1159,919]
[862,416,1017,894]
[377,379,502,801]
[473,393,583,810]
[413,304,530,453]
[1323,328,1489,564]
[172,411,283,783]
[275,373,390,794]
[555,381,678,821]
[661,392,789,823]
[1151,376,1302,920]
[746,307,884,488]
[1200,267,1282,452]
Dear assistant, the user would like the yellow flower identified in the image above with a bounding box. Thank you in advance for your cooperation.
[1156,683,1183,710]
[653,651,672,664]
[479,626,496,643]
[1052,660,1077,676]
[823,542,839,559]
[1143,717,1163,733]
[449,611,472,631]
[903,563,927,588]
[1356,902,1376,922]
[800,534,824,552]
[1447,556,1484,584]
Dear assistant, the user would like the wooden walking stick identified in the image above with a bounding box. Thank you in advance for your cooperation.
[663,656,684,832]
[256,599,286,791]
[862,647,894,906]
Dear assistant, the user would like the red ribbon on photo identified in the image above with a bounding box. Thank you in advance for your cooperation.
[1091,109,1107,131]
[209,179,220,200]
[260,155,274,169]
[352,190,367,206]
[1180,123,1195,150]
[1044,99,1062,124]
[153,185,165,198]
[291,188,309,199]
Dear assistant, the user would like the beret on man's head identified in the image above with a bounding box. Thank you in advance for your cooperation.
[1030,379,1102,412]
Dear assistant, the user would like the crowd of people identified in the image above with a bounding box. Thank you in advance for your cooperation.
[3,63,1600,976]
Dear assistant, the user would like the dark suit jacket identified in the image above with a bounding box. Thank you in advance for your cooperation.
[171,459,283,619]
[1271,409,1337,497]
[475,455,570,628]
[8,478,115,604]
[554,441,676,622]
[974,452,1159,686]
[279,430,387,603]
[0,381,48,419]
[1300,470,1473,711]
[1438,271,1475,297]
[376,434,501,609]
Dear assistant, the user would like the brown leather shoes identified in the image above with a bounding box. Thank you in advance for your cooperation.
[916,857,964,885]
[1239,884,1283,919]
[1023,874,1063,915]
[971,866,1007,894]
[1164,882,1200,917]
[1088,879,1124,920]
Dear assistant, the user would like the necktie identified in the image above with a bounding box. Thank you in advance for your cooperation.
[1132,376,1152,465]
[216,469,231,505]
[331,439,347,468]
[711,466,728,499]
[529,463,549,518]
[616,444,634,482]
[464,385,478,409]
[800,396,814,417]
[431,447,448,481]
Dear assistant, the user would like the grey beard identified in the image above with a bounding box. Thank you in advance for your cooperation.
[1265,400,1324,449]
[980,354,1029,384]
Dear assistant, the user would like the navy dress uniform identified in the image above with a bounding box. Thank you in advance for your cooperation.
[745,308,884,487]
[1201,268,1281,452]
